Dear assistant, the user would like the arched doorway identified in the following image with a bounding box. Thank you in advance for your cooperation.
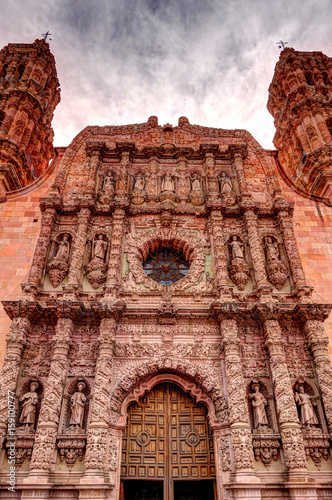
[120,382,216,500]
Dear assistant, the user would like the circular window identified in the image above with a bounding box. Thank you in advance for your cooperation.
[143,247,190,285]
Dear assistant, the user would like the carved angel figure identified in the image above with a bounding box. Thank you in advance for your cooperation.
[55,234,70,262]
[19,382,39,428]
[219,172,233,194]
[69,382,86,428]
[264,236,279,262]
[92,235,108,261]
[161,174,175,192]
[248,383,268,429]
[229,236,244,261]
[133,174,145,191]
[295,386,318,427]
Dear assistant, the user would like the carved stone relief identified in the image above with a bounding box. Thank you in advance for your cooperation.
[263,235,288,290]
[228,235,251,290]
[46,233,72,287]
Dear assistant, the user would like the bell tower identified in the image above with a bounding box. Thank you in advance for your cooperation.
[0,38,60,199]
[267,47,332,203]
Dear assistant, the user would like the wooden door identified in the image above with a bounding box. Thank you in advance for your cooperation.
[121,383,215,500]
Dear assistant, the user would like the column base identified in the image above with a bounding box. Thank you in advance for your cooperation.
[22,470,51,484]
[80,470,109,484]
[231,471,261,484]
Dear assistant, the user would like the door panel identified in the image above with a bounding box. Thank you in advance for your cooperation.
[121,383,215,500]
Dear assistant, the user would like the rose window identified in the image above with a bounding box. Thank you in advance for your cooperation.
[143,247,190,285]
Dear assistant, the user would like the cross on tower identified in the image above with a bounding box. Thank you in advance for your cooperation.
[42,31,52,42]
[276,41,288,49]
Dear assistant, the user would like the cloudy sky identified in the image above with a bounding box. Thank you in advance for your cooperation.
[0,0,331,149]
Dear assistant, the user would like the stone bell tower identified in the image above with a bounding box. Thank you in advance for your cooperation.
[267,47,332,203]
[0,38,60,199]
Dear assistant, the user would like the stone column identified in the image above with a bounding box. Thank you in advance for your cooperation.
[27,317,73,482]
[210,210,232,300]
[67,207,91,286]
[232,146,248,194]
[106,209,126,294]
[243,210,269,291]
[82,317,115,483]
[276,209,307,289]
[261,315,307,474]
[27,207,56,287]
[301,309,332,433]
[0,317,30,451]
[220,319,257,481]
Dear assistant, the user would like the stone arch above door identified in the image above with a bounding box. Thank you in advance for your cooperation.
[116,373,221,430]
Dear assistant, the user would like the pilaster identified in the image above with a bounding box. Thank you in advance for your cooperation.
[27,208,56,287]
[27,317,73,482]
[261,315,307,474]
[275,209,307,290]
[300,308,332,433]
[219,319,257,482]
[67,208,91,286]
[210,210,232,300]
[232,146,248,194]
[106,209,126,294]
[0,317,30,450]
[243,210,269,291]
[82,317,116,482]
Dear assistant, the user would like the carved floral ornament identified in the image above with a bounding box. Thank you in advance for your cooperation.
[124,226,206,292]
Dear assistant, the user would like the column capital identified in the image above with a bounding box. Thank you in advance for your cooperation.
[294,303,332,323]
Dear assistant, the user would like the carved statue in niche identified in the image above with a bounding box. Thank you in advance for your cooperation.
[85,234,109,289]
[92,234,108,261]
[47,233,71,288]
[69,381,87,430]
[131,174,146,205]
[264,235,288,290]
[219,171,236,206]
[248,382,268,430]
[161,173,175,192]
[122,269,136,291]
[294,385,318,428]
[189,174,204,206]
[19,382,39,429]
[228,236,250,290]
[160,173,177,204]
[98,171,116,204]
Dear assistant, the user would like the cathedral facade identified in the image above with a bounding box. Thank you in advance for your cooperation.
[0,39,331,500]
